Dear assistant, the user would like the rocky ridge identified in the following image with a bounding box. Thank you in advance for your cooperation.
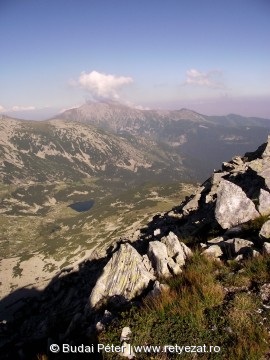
[87,136,270,310]
[59,102,270,134]
[1,136,270,359]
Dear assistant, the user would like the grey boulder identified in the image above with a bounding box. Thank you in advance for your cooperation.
[215,179,259,229]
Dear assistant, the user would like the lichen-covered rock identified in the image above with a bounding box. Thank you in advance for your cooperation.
[147,241,171,278]
[215,179,259,229]
[201,245,223,258]
[260,220,270,240]
[161,231,192,266]
[89,243,155,308]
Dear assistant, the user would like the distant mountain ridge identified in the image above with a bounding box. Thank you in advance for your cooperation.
[59,101,270,131]
[1,103,270,184]
[58,102,270,180]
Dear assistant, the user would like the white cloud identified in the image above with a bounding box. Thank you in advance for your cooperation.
[77,70,133,100]
[185,69,224,88]
[0,105,6,112]
[11,105,36,111]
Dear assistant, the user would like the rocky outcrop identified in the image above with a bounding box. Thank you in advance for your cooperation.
[88,137,270,309]
[137,136,270,264]
[89,243,155,308]
[88,231,193,309]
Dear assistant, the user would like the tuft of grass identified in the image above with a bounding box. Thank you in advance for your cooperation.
[217,254,270,288]
[227,293,269,359]
[243,254,270,283]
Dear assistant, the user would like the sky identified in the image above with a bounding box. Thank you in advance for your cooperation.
[0,0,270,119]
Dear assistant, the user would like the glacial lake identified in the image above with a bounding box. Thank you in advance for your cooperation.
[68,200,95,212]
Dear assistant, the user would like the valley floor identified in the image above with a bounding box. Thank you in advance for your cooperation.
[0,180,196,301]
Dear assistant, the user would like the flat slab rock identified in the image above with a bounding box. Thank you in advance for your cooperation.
[89,243,155,308]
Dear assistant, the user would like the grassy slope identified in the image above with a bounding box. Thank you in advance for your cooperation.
[100,253,270,359]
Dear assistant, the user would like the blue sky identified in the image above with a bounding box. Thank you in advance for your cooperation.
[0,0,270,118]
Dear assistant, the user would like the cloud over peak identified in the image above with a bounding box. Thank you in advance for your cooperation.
[11,105,36,111]
[77,70,133,100]
[185,69,224,89]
